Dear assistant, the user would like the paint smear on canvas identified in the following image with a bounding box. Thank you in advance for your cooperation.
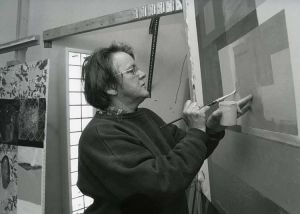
[218,10,297,135]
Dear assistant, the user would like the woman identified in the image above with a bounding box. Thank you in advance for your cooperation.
[77,42,252,214]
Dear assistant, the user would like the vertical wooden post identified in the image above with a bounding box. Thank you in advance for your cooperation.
[183,0,212,203]
[15,0,29,63]
[182,0,203,105]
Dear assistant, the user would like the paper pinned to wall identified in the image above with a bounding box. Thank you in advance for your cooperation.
[0,59,49,214]
[0,60,48,148]
[0,144,18,214]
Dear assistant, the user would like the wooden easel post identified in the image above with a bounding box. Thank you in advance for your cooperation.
[0,0,37,67]
[182,0,212,207]
[15,0,29,64]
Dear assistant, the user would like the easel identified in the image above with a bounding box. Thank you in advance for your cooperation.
[0,0,40,66]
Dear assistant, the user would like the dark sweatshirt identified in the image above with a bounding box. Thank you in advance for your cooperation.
[77,108,224,214]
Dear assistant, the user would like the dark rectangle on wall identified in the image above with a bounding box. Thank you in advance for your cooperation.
[0,98,46,148]
[215,9,259,50]
[0,99,20,144]
[195,1,259,108]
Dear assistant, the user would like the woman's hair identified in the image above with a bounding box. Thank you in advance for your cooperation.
[81,42,135,110]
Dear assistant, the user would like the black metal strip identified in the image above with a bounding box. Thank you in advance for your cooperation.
[147,16,160,97]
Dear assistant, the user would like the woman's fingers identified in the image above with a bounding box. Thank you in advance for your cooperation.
[206,109,225,131]
[236,94,253,118]
[183,100,210,130]
[237,94,253,109]
[237,102,252,118]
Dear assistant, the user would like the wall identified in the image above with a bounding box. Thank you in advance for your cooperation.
[0,0,18,66]
[1,1,189,214]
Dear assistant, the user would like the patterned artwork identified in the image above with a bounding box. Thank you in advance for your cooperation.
[0,60,48,148]
[0,99,46,148]
[0,144,18,214]
[0,60,48,99]
[0,100,19,145]
[0,59,49,214]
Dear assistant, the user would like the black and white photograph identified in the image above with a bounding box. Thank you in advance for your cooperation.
[0,1,299,214]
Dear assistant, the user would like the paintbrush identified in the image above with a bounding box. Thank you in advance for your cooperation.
[160,88,238,129]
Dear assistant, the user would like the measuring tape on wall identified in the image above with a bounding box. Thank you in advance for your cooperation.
[147,16,160,97]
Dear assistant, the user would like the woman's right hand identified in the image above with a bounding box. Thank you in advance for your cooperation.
[183,100,210,132]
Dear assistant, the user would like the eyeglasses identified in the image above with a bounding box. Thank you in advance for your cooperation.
[116,65,138,77]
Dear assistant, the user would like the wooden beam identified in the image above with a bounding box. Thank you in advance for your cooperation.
[43,0,183,48]
[0,35,40,54]
[15,0,30,62]
[16,0,29,39]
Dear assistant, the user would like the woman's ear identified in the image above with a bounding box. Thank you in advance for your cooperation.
[106,89,118,95]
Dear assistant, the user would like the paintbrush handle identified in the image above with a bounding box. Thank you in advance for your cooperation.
[161,90,237,128]
[160,117,184,129]
[160,101,216,129]
[206,100,217,107]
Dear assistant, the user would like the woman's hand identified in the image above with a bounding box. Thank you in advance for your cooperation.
[183,100,210,132]
[206,94,253,132]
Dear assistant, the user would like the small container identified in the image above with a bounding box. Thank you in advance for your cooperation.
[219,101,238,126]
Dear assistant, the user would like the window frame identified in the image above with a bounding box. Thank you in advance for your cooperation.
[65,47,94,214]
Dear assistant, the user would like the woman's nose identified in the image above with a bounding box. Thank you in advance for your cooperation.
[137,69,146,79]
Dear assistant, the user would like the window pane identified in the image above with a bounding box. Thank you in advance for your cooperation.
[70,106,81,118]
[70,119,81,132]
[69,93,81,105]
[70,145,78,159]
[71,172,78,185]
[72,196,84,211]
[70,159,78,172]
[68,50,92,214]
[69,52,81,65]
[84,196,94,207]
[82,106,94,118]
[72,185,83,198]
[81,93,87,105]
[70,132,81,146]
[82,118,92,130]
[69,65,82,78]
[69,79,82,92]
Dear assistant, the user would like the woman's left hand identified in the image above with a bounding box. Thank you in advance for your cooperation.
[206,94,253,132]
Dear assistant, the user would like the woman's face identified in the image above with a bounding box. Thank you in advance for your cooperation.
[1,156,10,189]
[112,52,149,105]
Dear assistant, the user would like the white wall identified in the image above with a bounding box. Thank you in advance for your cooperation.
[14,1,190,214]
[0,0,18,66]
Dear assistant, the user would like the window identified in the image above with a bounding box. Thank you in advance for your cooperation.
[66,49,94,213]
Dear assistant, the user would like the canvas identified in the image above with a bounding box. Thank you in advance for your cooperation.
[218,10,297,136]
[194,0,300,146]
[0,59,49,214]
[183,0,300,213]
